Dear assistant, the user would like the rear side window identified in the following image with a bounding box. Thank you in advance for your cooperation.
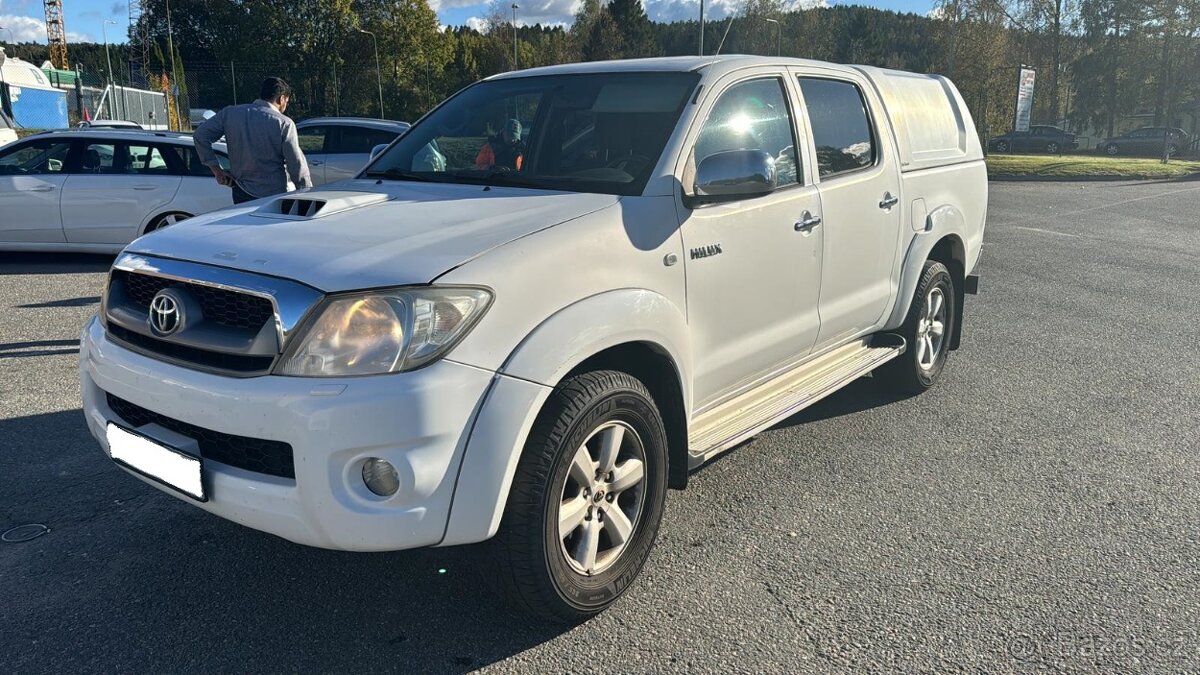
[0,140,72,174]
[798,78,876,178]
[330,126,399,154]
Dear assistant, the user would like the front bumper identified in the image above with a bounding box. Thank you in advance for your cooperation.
[80,315,499,551]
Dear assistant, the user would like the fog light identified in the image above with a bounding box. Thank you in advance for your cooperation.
[362,458,400,497]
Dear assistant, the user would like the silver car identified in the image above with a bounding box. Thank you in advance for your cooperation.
[295,117,409,185]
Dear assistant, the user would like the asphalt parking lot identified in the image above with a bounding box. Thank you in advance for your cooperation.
[2,179,1199,672]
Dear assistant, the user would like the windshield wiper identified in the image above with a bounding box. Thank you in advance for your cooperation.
[364,167,438,182]
[445,168,540,188]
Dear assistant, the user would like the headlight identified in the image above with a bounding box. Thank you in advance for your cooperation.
[276,286,492,377]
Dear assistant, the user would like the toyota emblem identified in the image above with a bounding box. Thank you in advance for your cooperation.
[148,291,183,336]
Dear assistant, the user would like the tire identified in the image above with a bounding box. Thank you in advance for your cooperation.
[994,140,1009,153]
[877,260,956,395]
[1105,143,1120,156]
[493,370,669,622]
[144,212,191,234]
[1045,141,1060,154]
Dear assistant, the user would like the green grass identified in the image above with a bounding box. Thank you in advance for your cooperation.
[987,153,1200,179]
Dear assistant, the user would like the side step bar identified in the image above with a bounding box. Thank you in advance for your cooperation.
[687,334,906,468]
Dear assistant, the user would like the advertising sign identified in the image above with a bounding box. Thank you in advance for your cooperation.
[1013,67,1036,132]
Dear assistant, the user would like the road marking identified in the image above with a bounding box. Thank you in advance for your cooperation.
[1014,226,1082,238]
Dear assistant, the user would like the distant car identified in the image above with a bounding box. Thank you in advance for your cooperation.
[77,119,144,130]
[0,108,17,148]
[189,108,216,128]
[295,117,410,185]
[1100,127,1190,157]
[0,129,233,253]
[988,125,1077,154]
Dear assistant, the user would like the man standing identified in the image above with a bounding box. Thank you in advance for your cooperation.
[195,77,312,204]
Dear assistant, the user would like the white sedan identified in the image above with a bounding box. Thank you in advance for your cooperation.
[0,129,233,253]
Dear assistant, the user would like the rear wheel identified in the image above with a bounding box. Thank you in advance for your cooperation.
[877,260,956,395]
[144,212,191,234]
[1105,143,1120,156]
[994,140,1010,153]
[1045,141,1060,154]
[493,370,668,622]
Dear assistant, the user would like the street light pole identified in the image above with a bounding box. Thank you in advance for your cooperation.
[763,18,780,56]
[103,20,117,119]
[358,28,384,119]
[511,4,519,70]
[1,26,15,59]
[698,0,705,55]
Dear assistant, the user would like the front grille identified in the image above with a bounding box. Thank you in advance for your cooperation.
[107,324,275,375]
[115,270,275,330]
[106,393,295,479]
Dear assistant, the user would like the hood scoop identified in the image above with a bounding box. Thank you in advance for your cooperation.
[254,191,391,220]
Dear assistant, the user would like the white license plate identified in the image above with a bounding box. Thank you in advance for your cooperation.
[107,423,206,501]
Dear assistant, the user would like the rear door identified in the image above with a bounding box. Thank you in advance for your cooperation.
[0,138,73,244]
[61,140,181,244]
[297,125,329,185]
[796,72,902,349]
[325,125,400,183]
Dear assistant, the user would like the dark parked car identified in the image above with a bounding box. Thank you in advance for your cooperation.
[1100,127,1190,157]
[988,125,1077,154]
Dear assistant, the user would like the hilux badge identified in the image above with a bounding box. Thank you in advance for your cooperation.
[689,244,723,260]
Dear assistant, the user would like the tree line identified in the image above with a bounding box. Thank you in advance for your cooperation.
[7,0,1199,138]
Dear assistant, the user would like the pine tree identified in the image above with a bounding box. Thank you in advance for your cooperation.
[606,0,659,58]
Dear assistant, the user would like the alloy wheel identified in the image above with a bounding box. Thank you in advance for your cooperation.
[915,287,947,371]
[557,421,647,576]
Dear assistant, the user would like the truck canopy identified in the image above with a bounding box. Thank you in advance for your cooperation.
[857,66,983,173]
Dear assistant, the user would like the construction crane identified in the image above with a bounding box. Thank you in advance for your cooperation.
[44,0,68,69]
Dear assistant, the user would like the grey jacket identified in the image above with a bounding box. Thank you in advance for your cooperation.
[194,99,312,199]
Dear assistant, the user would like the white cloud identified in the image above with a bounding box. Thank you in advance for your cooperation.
[465,16,489,32]
[0,13,45,42]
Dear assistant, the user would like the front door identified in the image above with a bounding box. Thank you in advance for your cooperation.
[677,75,824,410]
[0,138,72,244]
[61,141,181,244]
[797,74,902,348]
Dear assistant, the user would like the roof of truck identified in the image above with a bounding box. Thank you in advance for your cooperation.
[487,55,857,80]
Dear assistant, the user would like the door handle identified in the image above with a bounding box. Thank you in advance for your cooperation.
[795,211,822,232]
[133,185,158,191]
[309,160,324,166]
[879,192,899,209]
[30,185,57,192]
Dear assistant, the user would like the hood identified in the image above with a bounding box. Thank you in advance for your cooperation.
[128,180,618,292]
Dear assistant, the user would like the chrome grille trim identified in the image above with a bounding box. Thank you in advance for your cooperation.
[111,253,324,346]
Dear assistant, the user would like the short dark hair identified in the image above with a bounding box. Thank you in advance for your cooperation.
[260,77,292,103]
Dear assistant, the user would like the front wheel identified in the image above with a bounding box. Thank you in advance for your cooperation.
[493,370,668,622]
[877,260,956,395]
[1045,141,1060,154]
[994,140,1009,153]
[1105,144,1120,156]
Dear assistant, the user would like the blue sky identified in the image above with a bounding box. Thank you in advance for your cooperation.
[1,0,935,46]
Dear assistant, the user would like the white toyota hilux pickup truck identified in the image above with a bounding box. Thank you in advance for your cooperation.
[81,56,986,620]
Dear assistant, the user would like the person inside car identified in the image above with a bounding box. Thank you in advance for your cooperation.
[475,118,525,171]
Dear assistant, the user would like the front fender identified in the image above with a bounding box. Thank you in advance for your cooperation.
[883,204,966,330]
[439,288,692,546]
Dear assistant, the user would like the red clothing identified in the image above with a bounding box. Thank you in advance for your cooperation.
[475,140,524,171]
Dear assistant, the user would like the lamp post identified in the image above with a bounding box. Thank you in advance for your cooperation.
[103,19,117,119]
[1,26,14,59]
[358,28,384,119]
[762,18,781,57]
[511,4,519,70]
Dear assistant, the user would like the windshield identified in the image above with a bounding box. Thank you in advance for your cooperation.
[364,72,699,196]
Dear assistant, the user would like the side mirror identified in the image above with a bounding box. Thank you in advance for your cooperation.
[370,143,390,160]
[692,150,777,205]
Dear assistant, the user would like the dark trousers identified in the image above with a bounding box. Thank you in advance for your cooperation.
[232,183,258,204]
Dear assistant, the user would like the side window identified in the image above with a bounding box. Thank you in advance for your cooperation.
[297,126,327,154]
[80,143,119,174]
[694,78,800,187]
[125,144,172,174]
[0,140,72,175]
[798,77,876,178]
[166,145,216,176]
[331,126,399,154]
